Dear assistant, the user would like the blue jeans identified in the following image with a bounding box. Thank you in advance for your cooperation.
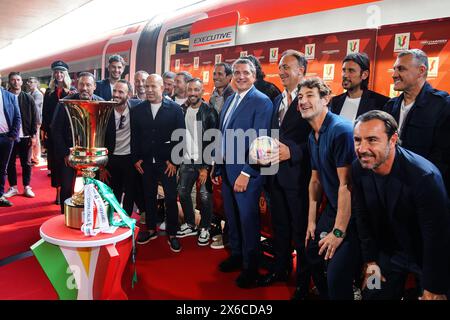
[177,164,213,229]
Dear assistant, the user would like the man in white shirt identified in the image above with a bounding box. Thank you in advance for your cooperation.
[172,71,193,107]
[329,53,389,122]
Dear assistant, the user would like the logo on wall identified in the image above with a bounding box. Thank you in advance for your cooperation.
[240,51,248,57]
[194,57,199,70]
[175,59,181,71]
[215,54,222,64]
[394,33,410,52]
[305,44,315,60]
[203,71,210,84]
[323,64,335,81]
[270,48,279,63]
[428,57,439,78]
[347,39,360,54]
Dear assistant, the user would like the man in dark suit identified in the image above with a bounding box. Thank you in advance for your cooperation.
[329,53,389,122]
[52,72,104,214]
[383,49,450,197]
[0,87,21,206]
[257,50,312,300]
[102,80,143,216]
[211,58,273,288]
[352,110,449,300]
[94,54,126,101]
[131,74,185,252]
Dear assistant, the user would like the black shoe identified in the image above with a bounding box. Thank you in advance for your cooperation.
[236,269,261,289]
[137,230,158,244]
[168,237,182,253]
[257,271,289,287]
[0,196,12,207]
[219,255,242,272]
[291,287,308,301]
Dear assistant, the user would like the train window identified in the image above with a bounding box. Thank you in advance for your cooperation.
[163,24,191,71]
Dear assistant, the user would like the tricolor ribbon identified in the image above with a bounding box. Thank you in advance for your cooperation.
[84,177,138,288]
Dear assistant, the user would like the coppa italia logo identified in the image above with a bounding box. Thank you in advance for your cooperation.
[428,57,439,77]
[323,64,335,81]
[394,33,410,52]
[305,44,315,60]
[347,39,360,54]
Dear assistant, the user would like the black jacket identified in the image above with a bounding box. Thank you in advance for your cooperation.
[51,93,104,159]
[94,79,113,101]
[268,94,311,189]
[329,89,390,118]
[104,99,141,154]
[383,82,450,196]
[352,146,450,294]
[15,91,37,137]
[181,101,219,168]
[42,88,73,133]
[130,98,185,165]
[255,79,282,103]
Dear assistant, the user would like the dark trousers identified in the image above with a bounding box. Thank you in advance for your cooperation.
[0,136,14,196]
[59,161,76,214]
[305,205,361,300]
[142,160,178,236]
[362,252,424,300]
[269,177,310,289]
[222,167,263,271]
[178,164,213,229]
[108,154,145,216]
[7,137,32,187]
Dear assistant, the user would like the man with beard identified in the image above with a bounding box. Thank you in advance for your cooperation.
[52,72,104,214]
[209,63,234,114]
[162,71,176,98]
[352,110,449,300]
[176,78,219,245]
[329,53,389,122]
[299,77,360,300]
[132,74,185,252]
[172,71,193,108]
[133,70,149,100]
[94,54,126,101]
[102,80,143,216]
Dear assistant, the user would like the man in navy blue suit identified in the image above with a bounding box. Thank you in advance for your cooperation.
[212,58,273,288]
[352,110,449,300]
[94,54,126,101]
[0,87,21,206]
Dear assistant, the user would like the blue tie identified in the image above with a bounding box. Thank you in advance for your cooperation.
[221,94,241,158]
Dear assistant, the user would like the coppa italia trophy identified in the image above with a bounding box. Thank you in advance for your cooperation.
[62,100,136,237]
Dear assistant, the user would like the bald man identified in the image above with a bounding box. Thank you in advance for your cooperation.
[131,74,186,252]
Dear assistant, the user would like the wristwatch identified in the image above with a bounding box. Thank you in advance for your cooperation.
[332,228,346,238]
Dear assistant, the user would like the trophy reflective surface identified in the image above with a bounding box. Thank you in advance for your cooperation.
[61,99,117,228]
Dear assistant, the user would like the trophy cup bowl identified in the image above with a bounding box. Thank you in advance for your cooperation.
[61,99,117,228]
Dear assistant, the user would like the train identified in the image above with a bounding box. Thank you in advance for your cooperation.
[1,0,449,236]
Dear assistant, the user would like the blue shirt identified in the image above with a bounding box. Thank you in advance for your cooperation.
[309,112,355,212]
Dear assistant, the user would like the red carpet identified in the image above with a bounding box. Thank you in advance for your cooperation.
[0,158,296,300]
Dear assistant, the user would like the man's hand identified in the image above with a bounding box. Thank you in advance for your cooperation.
[420,290,447,300]
[198,168,208,185]
[165,161,177,177]
[318,233,344,260]
[305,221,316,248]
[99,168,111,183]
[210,165,222,185]
[134,160,144,175]
[234,173,249,193]
[361,262,386,290]
[269,139,290,165]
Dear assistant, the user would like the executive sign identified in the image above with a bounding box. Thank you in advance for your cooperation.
[189,26,236,52]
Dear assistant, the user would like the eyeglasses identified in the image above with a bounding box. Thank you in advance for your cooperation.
[117,115,126,130]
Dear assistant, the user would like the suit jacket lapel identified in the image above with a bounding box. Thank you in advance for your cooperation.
[385,156,403,219]
[357,90,372,117]
[219,93,236,129]
[333,94,347,115]
[362,174,384,214]
[281,96,299,129]
[227,87,254,128]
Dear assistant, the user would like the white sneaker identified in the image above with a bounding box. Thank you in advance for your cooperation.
[24,186,35,198]
[176,223,197,238]
[197,228,210,246]
[4,186,18,198]
[159,221,166,231]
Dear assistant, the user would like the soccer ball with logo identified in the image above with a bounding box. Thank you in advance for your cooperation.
[249,136,278,165]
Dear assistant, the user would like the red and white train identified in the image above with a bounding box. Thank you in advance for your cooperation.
[1,0,449,235]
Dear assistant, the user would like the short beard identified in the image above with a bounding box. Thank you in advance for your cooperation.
[371,144,391,170]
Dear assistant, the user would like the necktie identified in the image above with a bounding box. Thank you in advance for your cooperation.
[221,94,241,158]
[279,93,292,125]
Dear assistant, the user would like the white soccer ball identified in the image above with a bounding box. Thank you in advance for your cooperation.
[249,136,277,164]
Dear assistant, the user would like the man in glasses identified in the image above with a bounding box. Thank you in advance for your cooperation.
[102,80,143,217]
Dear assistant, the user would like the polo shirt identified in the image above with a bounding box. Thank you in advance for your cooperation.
[309,111,355,212]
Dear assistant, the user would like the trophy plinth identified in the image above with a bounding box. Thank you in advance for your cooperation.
[61,99,117,229]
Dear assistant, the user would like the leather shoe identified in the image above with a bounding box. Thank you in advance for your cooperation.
[218,255,242,272]
[235,269,261,289]
[291,286,308,301]
[257,271,289,287]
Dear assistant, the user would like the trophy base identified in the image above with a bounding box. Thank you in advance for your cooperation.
[64,198,84,229]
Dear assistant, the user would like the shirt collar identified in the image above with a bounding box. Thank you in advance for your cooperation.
[319,111,334,134]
